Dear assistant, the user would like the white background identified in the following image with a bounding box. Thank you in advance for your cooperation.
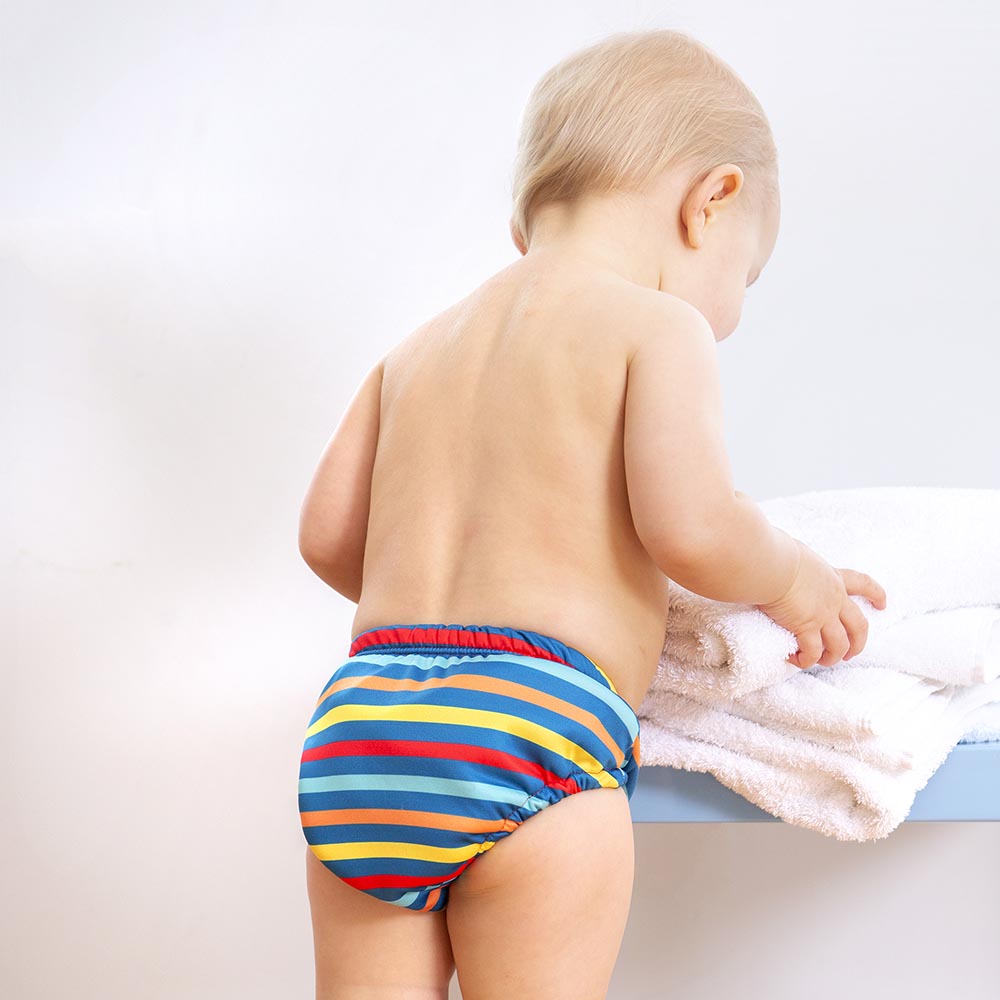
[4,2,999,997]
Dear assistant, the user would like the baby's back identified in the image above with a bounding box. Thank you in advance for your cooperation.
[352,255,673,710]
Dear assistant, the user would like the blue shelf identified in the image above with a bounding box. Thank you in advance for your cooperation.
[629,742,1000,823]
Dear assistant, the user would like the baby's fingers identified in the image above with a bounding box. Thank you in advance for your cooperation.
[840,597,871,661]
[788,629,824,670]
[838,568,887,610]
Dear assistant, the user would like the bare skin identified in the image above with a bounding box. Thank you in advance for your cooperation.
[311,164,782,714]
[297,162,832,999]
[349,254,679,715]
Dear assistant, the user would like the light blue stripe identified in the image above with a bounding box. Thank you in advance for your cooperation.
[350,651,639,740]
[299,772,538,806]
[520,792,551,815]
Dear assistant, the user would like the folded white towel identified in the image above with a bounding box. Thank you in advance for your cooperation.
[656,487,1000,702]
[709,664,949,765]
[636,670,1000,841]
[850,605,1000,686]
[958,699,1000,743]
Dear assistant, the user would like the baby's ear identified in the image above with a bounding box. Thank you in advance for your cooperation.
[510,220,527,256]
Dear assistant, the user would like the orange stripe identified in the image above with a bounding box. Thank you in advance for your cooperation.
[313,672,625,766]
[300,807,519,836]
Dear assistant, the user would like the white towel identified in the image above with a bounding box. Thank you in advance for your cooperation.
[959,699,1000,743]
[704,664,950,763]
[850,605,1000,686]
[636,670,1000,841]
[656,486,1000,702]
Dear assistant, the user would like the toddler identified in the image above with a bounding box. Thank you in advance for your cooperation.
[296,27,887,1000]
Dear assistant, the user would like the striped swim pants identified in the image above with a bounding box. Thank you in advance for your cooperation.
[298,622,642,912]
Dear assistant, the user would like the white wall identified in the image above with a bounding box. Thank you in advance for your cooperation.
[4,2,998,997]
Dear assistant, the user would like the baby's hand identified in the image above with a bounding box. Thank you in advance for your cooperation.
[755,539,888,669]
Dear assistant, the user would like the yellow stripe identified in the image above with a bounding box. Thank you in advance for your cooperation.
[582,653,621,696]
[305,702,610,779]
[311,838,485,864]
[592,769,619,789]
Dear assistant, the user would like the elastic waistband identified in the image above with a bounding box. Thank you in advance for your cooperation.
[349,622,624,699]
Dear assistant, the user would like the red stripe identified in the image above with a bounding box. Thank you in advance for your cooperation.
[343,858,482,891]
[301,737,567,787]
[345,870,460,890]
[348,625,573,668]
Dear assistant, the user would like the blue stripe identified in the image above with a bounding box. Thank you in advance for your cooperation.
[299,772,543,806]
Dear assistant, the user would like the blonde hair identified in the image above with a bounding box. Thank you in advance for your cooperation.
[509,28,778,251]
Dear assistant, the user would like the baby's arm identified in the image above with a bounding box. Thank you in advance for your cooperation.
[298,356,385,601]
[623,298,798,605]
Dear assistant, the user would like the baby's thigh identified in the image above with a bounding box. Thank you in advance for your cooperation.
[446,785,635,1000]
[305,847,455,999]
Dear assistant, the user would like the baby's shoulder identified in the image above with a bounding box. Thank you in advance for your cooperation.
[580,278,707,365]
